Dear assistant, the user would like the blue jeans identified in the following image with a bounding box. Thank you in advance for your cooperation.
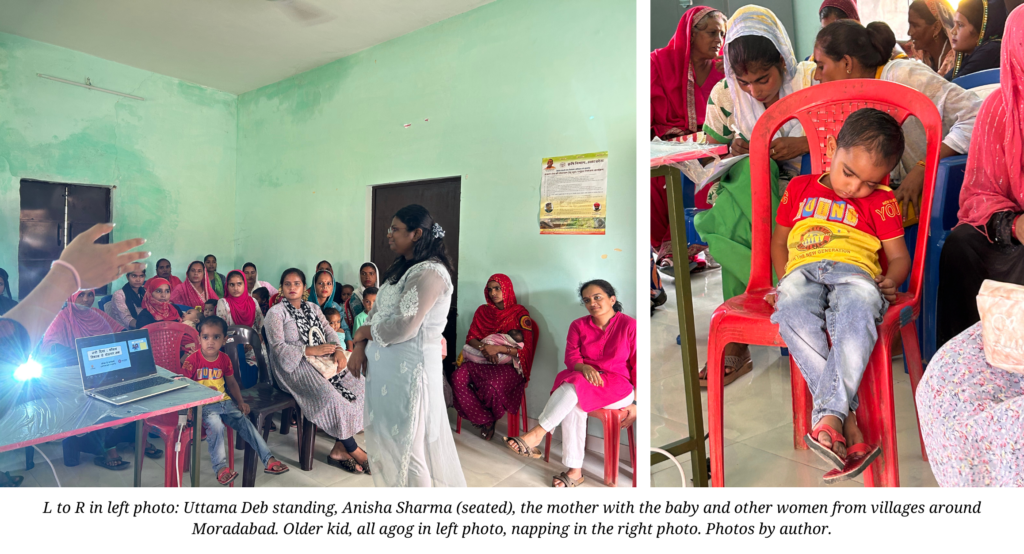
[203,400,273,473]
[770,261,887,426]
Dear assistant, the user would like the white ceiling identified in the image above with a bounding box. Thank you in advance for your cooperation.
[0,0,494,94]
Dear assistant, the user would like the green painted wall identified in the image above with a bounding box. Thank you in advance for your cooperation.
[235,0,637,420]
[793,0,822,60]
[0,32,237,298]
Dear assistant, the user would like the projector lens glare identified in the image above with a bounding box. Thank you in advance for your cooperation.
[14,359,43,382]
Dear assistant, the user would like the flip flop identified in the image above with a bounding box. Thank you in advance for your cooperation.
[804,421,847,470]
[264,459,290,475]
[0,471,24,487]
[479,424,495,441]
[823,443,882,484]
[503,436,542,458]
[698,353,753,387]
[94,456,131,471]
[552,471,584,488]
[216,468,238,485]
[144,443,163,460]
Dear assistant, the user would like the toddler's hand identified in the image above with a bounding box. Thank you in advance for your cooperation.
[237,401,251,416]
[764,289,777,307]
[875,275,898,301]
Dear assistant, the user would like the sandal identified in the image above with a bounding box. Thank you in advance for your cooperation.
[328,456,364,475]
[698,353,753,387]
[264,459,290,475]
[804,421,847,470]
[216,468,239,485]
[0,471,24,487]
[94,456,131,471]
[360,450,372,476]
[144,443,163,460]
[552,471,584,488]
[479,423,495,441]
[503,436,542,459]
[823,443,882,484]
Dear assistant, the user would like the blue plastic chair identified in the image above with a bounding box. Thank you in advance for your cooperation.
[951,68,999,89]
[96,294,113,312]
[921,155,968,363]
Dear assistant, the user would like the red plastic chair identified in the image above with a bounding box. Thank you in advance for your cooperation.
[705,80,939,487]
[543,365,638,488]
[141,322,234,487]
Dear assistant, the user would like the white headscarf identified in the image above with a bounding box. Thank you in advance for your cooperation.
[721,5,804,140]
[354,262,380,300]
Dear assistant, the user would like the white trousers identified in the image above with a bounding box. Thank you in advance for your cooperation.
[537,383,633,469]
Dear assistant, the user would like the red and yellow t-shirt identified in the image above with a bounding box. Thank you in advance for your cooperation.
[181,351,233,401]
[776,174,904,278]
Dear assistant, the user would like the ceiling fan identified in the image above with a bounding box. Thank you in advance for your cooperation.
[268,0,336,26]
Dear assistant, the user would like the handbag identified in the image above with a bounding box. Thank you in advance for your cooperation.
[977,279,1024,374]
[305,326,344,379]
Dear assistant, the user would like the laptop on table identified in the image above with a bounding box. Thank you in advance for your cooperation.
[75,329,187,405]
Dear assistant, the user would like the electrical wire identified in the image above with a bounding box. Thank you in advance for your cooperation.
[33,445,61,487]
[650,447,687,487]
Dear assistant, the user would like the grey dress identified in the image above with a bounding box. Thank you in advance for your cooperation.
[264,301,364,439]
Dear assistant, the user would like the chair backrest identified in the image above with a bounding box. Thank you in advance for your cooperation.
[97,295,113,312]
[952,67,999,89]
[749,80,943,304]
[144,321,199,375]
[225,325,272,389]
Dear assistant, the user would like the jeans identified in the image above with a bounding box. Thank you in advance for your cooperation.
[770,261,887,426]
[203,400,273,473]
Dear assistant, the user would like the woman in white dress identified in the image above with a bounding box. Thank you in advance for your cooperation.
[348,204,466,487]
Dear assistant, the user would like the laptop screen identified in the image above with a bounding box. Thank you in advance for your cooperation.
[75,329,158,390]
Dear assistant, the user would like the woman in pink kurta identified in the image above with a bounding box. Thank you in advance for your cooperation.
[503,280,637,487]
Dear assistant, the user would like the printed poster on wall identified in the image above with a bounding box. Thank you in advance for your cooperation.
[539,151,608,235]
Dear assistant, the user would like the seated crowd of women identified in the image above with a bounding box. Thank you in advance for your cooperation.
[1,212,636,488]
[651,0,1024,486]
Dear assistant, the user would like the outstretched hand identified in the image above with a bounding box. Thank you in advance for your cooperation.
[60,223,149,289]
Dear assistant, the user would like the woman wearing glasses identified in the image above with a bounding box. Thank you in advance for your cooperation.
[347,204,465,487]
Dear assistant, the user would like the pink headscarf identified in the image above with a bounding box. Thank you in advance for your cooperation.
[819,0,859,21]
[222,270,256,327]
[142,278,181,322]
[651,6,725,137]
[957,6,1024,238]
[42,290,124,351]
[169,261,219,308]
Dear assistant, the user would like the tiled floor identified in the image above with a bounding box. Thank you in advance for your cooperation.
[651,266,937,487]
[3,409,630,487]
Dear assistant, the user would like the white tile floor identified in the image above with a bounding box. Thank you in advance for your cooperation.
[651,266,937,487]
[3,409,631,487]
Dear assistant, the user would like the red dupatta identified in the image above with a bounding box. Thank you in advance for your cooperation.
[957,9,1024,238]
[466,274,538,383]
[169,262,219,308]
[142,278,181,322]
[223,270,256,327]
[651,5,724,137]
[42,291,124,351]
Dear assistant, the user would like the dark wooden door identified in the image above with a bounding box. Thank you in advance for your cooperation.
[18,180,112,299]
[371,177,461,374]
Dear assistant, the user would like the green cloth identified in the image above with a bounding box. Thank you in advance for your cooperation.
[353,311,368,332]
[210,271,224,298]
[694,157,783,300]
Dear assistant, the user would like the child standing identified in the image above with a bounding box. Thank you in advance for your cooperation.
[322,307,352,350]
[352,287,377,333]
[182,316,289,485]
[768,109,910,484]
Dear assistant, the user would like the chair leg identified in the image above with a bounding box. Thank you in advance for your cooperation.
[521,396,528,433]
[858,335,900,487]
[628,425,636,488]
[456,415,462,435]
[25,446,35,471]
[507,410,518,438]
[901,322,928,462]
[279,408,291,436]
[602,411,622,487]
[300,417,317,471]
[790,357,811,450]
[706,333,726,487]
[227,428,235,488]
[544,433,551,463]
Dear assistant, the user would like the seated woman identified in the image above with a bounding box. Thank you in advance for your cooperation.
[650,6,726,268]
[217,270,265,380]
[937,19,1024,346]
[452,274,538,441]
[40,289,164,466]
[916,321,1024,486]
[504,280,637,488]
[946,0,1006,81]
[170,261,219,309]
[816,1,907,60]
[347,262,379,326]
[265,268,368,474]
[105,267,146,329]
[813,20,981,221]
[242,262,278,297]
[908,0,957,76]
[136,278,200,363]
[694,5,816,384]
[309,269,350,347]
[155,258,182,290]
[0,268,17,316]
